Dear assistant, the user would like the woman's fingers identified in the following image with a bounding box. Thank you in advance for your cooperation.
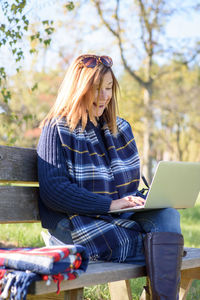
[109,196,145,211]
[126,196,145,206]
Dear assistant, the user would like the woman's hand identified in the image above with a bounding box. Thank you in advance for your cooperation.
[109,195,145,211]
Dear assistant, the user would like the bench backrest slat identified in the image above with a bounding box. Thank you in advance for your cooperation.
[0,146,37,183]
[0,186,40,222]
[0,145,40,223]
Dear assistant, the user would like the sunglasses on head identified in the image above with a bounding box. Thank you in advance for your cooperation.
[80,55,113,68]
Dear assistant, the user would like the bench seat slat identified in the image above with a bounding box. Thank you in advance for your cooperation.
[29,248,200,296]
[182,247,200,269]
[0,146,37,182]
[0,186,40,222]
[29,262,146,295]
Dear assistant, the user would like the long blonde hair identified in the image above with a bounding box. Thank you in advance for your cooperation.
[40,54,120,134]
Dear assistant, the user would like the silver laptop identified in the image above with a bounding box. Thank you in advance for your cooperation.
[109,161,200,213]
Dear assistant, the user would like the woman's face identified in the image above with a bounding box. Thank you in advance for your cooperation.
[93,71,113,117]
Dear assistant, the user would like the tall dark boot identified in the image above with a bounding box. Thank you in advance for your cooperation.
[144,232,184,300]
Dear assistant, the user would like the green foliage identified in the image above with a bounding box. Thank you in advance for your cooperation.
[0,0,56,136]
[0,1,76,147]
[1,1,29,67]
[0,68,62,146]
[65,2,75,11]
[0,0,55,66]
[118,62,200,164]
[153,62,200,162]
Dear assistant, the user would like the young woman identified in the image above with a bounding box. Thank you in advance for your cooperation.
[37,54,184,299]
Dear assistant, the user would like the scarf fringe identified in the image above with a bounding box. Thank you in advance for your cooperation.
[0,270,40,300]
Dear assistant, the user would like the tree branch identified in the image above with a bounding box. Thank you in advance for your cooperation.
[137,0,153,57]
[92,0,146,87]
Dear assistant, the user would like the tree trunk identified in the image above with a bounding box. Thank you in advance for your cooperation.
[142,85,153,183]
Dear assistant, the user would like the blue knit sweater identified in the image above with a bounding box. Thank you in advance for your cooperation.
[37,117,139,229]
[37,123,113,229]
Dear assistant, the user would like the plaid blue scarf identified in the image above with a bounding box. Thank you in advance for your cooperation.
[57,117,142,262]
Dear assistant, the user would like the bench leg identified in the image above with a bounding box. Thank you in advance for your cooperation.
[27,288,84,300]
[108,280,132,300]
[140,278,150,300]
[141,279,194,300]
[65,288,84,300]
[179,267,200,300]
[140,269,200,300]
[179,278,193,300]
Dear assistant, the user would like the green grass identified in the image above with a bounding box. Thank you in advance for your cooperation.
[0,203,200,299]
[0,223,44,247]
[179,204,200,248]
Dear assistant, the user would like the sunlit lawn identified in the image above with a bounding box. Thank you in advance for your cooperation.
[0,202,200,299]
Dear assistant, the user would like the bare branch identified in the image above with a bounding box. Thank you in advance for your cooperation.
[92,0,146,87]
[182,49,200,66]
[137,0,153,57]
[92,0,118,37]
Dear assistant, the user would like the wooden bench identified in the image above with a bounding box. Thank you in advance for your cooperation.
[0,144,200,300]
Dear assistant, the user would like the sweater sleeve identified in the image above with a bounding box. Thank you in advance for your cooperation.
[37,122,112,215]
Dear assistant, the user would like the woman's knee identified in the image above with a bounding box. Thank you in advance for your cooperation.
[49,218,74,244]
[157,208,181,233]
